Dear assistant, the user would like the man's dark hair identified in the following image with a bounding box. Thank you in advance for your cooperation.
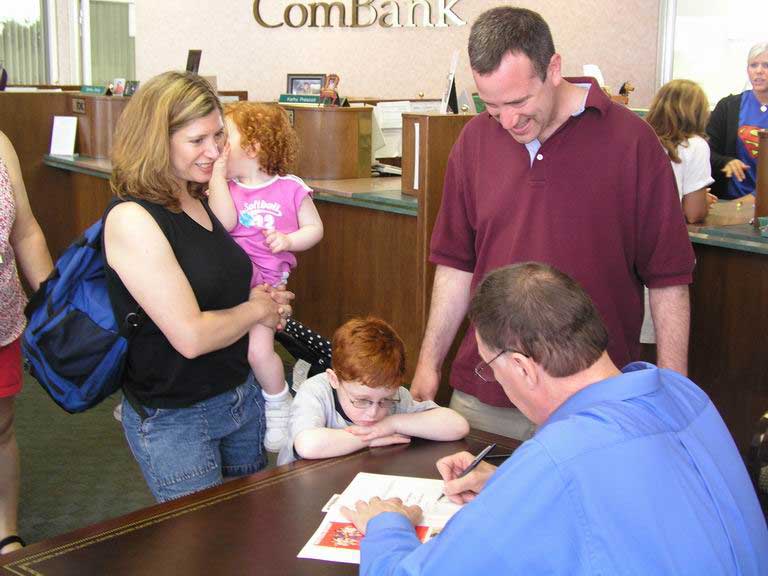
[469,263,609,378]
[468,7,555,81]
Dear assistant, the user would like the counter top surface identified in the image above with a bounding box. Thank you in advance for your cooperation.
[44,155,417,216]
[688,195,768,255]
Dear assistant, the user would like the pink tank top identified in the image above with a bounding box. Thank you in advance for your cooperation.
[0,158,27,345]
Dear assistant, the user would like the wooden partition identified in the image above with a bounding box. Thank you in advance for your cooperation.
[291,113,471,402]
[286,106,372,180]
[0,91,114,259]
[401,113,474,325]
[689,243,768,455]
[67,94,130,158]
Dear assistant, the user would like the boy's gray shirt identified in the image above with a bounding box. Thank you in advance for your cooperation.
[277,373,439,465]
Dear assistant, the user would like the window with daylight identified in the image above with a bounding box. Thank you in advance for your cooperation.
[87,0,135,86]
[661,0,768,105]
[0,1,48,84]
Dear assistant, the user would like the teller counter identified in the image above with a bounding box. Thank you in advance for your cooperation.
[686,196,768,455]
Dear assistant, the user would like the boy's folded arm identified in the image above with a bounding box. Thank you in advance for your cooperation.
[293,427,368,459]
[387,407,470,441]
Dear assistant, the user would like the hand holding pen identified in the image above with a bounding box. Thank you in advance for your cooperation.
[436,443,498,504]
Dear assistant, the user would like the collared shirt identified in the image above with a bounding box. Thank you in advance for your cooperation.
[429,77,694,407]
[361,364,768,575]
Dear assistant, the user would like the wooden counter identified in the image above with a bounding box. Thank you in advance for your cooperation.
[687,196,768,455]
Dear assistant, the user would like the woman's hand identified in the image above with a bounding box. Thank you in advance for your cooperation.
[249,284,293,330]
[722,158,749,182]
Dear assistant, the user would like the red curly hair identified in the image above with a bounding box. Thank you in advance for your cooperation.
[332,317,406,390]
[223,102,299,176]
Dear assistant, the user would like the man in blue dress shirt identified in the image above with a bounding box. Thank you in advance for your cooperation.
[342,262,768,575]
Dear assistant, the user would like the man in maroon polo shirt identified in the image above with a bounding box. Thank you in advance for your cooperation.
[410,6,694,439]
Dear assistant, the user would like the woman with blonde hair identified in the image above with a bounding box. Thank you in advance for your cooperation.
[646,79,714,224]
[104,71,293,502]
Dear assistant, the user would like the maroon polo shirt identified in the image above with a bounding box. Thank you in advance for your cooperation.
[430,77,694,407]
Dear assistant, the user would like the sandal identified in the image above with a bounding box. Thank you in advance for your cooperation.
[0,535,26,554]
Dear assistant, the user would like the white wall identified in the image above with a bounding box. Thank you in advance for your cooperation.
[672,0,768,105]
[135,0,662,107]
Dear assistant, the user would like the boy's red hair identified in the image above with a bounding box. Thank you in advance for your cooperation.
[332,317,406,389]
[223,101,298,176]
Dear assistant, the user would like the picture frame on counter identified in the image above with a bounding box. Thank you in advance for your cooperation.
[287,74,325,96]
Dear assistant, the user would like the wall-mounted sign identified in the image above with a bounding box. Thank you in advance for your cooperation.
[253,0,465,29]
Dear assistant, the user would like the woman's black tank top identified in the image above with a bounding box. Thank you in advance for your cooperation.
[103,197,252,408]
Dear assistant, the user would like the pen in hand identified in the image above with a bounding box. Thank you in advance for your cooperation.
[437,443,497,502]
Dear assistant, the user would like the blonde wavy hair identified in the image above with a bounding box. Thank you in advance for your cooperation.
[110,71,222,212]
[646,79,710,164]
[224,102,298,176]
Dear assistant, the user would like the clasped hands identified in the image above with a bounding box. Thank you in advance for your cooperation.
[341,450,497,534]
[345,418,412,448]
[249,283,293,331]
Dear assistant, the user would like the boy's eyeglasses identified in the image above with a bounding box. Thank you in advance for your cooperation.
[340,382,400,409]
[474,348,529,383]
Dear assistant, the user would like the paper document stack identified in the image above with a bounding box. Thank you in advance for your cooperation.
[298,472,462,565]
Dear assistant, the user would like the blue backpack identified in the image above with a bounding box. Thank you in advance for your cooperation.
[22,218,141,413]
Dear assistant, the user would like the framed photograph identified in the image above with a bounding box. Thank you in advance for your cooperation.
[111,78,126,96]
[287,74,326,96]
[123,80,140,97]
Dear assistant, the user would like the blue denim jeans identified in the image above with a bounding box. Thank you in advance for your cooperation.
[121,374,267,502]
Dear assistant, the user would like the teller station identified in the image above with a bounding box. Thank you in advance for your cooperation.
[0,90,765,456]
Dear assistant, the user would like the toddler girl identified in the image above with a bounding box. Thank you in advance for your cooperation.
[209,102,323,452]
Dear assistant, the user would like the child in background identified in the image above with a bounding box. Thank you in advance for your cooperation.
[646,79,716,224]
[209,102,323,452]
[642,79,716,345]
[277,317,469,465]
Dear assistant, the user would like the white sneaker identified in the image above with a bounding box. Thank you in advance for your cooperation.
[291,360,312,393]
[113,401,123,422]
[264,394,292,452]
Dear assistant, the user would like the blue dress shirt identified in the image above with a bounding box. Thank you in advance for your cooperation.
[361,363,768,575]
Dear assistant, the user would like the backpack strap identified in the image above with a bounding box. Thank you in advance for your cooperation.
[103,197,150,419]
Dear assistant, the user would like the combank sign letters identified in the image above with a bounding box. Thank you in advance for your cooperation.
[253,0,465,28]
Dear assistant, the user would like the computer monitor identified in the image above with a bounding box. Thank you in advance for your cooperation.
[371,106,387,164]
[186,50,202,74]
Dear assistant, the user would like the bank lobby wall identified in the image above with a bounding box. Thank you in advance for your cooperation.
[135,0,661,107]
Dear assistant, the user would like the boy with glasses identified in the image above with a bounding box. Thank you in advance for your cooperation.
[277,317,468,465]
